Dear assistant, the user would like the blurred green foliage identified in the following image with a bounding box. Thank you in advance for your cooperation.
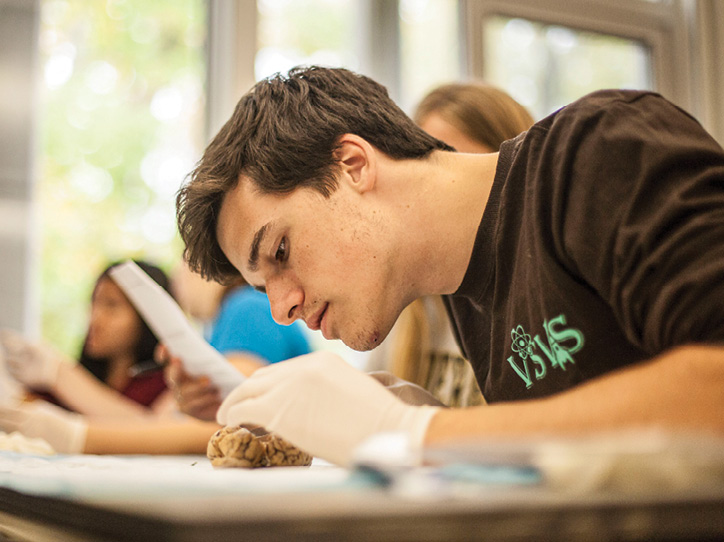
[38,0,206,357]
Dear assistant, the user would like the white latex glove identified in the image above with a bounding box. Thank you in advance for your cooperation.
[368,371,446,407]
[0,329,63,391]
[217,351,441,467]
[0,400,87,454]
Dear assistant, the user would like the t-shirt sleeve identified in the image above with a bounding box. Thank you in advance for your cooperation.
[542,91,724,353]
[210,289,312,363]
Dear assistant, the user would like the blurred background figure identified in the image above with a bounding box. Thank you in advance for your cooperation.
[368,82,535,408]
[165,262,312,420]
[172,261,311,375]
[0,258,312,455]
[81,261,172,406]
[0,259,221,455]
[1,260,173,416]
[415,82,536,154]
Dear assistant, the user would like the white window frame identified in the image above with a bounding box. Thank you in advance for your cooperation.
[462,0,693,112]
[205,0,257,140]
[689,0,724,144]
[207,0,723,143]
[0,0,41,335]
[205,0,401,140]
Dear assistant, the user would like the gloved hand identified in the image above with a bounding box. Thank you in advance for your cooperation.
[0,329,63,391]
[216,351,441,467]
[0,400,87,454]
[368,371,446,407]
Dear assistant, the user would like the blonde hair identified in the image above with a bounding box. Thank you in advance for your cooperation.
[391,82,534,402]
[414,82,534,150]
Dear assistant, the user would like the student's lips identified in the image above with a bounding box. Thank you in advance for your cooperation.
[320,307,332,340]
[307,303,329,336]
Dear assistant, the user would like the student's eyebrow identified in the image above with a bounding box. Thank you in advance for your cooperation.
[248,223,270,273]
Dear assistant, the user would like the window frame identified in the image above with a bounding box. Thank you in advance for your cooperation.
[205,0,257,140]
[205,0,404,113]
[208,0,723,144]
[689,0,724,144]
[0,0,41,335]
[462,0,693,113]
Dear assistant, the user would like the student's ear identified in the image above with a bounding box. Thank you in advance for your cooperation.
[334,134,376,194]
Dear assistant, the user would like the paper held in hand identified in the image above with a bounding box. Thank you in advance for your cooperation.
[109,260,244,398]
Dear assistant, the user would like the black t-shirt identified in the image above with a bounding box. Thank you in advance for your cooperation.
[444,90,724,403]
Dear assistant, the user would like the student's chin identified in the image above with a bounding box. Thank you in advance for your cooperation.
[345,328,387,352]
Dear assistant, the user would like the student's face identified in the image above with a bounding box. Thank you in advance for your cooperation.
[86,277,142,359]
[418,112,494,154]
[217,176,400,352]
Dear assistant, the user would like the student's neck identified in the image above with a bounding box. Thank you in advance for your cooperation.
[392,150,498,298]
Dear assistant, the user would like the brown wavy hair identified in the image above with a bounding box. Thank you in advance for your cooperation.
[176,66,453,284]
[413,82,534,150]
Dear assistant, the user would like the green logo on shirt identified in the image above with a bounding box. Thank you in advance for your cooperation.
[507,314,584,389]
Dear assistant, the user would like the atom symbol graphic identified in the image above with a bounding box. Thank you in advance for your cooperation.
[511,325,534,359]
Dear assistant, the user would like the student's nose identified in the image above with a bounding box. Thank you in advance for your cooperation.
[266,275,303,326]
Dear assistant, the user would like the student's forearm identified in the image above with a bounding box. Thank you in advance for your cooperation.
[83,419,220,455]
[426,344,724,444]
[52,363,149,419]
[227,352,267,377]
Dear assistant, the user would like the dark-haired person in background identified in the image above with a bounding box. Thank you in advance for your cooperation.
[79,260,173,407]
[1,259,314,455]
[0,260,222,454]
[2,260,173,415]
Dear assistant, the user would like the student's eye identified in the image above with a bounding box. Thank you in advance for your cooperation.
[275,237,288,262]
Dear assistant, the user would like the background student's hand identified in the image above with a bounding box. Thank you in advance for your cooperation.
[159,345,222,421]
[0,400,87,454]
[368,371,446,407]
[216,351,441,467]
[0,329,63,391]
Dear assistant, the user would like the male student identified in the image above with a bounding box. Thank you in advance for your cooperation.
[175,66,724,466]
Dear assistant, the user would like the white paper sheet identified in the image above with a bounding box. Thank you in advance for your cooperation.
[109,260,244,398]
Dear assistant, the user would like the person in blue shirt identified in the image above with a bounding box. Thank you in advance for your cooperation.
[210,283,311,366]
[172,264,312,369]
